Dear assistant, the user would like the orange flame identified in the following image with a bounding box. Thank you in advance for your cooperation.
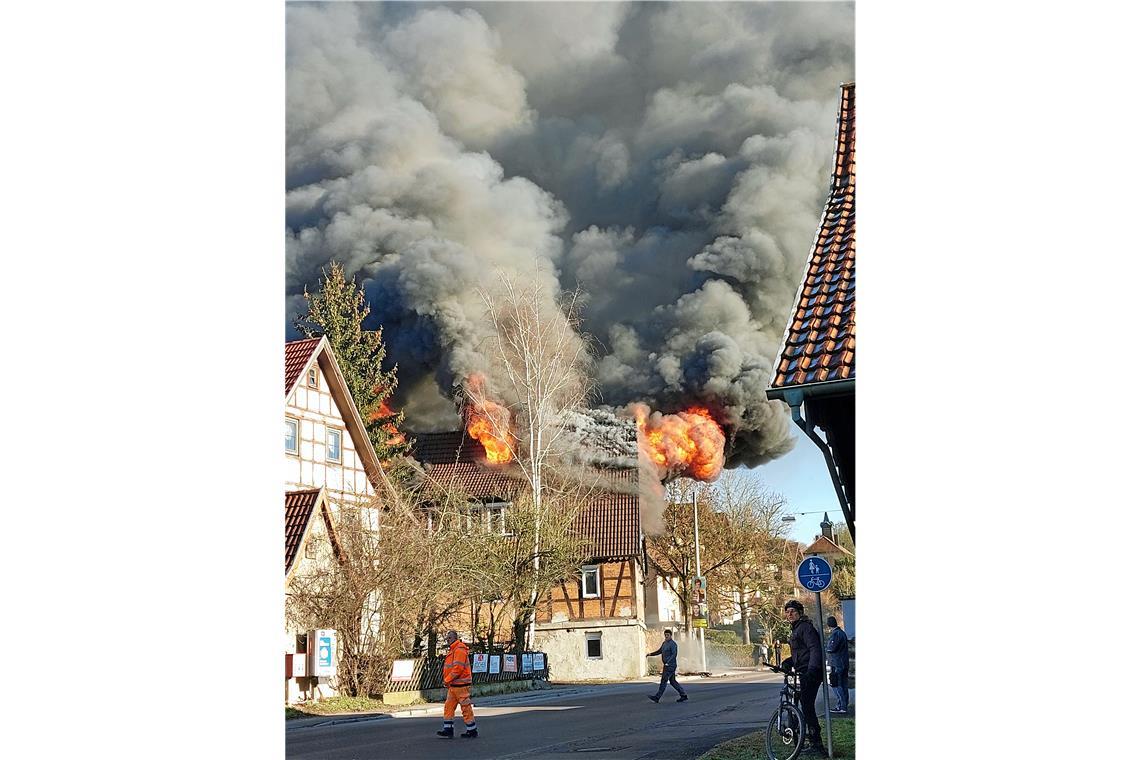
[464,374,513,464]
[631,403,725,481]
[370,400,406,446]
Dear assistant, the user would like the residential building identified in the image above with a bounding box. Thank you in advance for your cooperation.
[284,336,389,702]
[412,428,650,680]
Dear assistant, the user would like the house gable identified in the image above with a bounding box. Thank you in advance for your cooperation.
[285,487,340,581]
[285,336,388,498]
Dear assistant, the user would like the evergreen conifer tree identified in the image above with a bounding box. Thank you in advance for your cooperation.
[294,262,412,462]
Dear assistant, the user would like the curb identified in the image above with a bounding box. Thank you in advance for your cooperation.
[288,713,393,730]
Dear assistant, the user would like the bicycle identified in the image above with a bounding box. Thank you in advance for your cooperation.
[763,663,808,760]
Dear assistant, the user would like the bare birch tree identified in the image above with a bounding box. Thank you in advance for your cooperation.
[465,271,594,648]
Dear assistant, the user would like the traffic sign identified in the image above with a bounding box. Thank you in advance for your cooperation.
[797,556,833,592]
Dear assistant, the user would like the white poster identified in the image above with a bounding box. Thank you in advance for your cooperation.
[504,654,517,673]
[533,653,545,671]
[390,659,415,682]
[522,653,533,673]
[471,653,488,673]
[489,655,501,674]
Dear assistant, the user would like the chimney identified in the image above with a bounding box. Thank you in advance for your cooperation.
[820,513,834,542]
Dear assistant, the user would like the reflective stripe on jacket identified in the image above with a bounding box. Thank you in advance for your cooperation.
[443,640,472,686]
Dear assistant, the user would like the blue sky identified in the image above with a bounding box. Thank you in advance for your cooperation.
[744,423,843,546]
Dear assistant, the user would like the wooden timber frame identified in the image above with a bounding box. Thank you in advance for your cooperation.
[535,558,640,623]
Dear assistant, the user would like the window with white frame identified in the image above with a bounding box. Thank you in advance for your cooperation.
[307,366,318,388]
[581,565,600,598]
[585,631,602,659]
[484,501,510,535]
[326,429,342,462]
[285,418,299,454]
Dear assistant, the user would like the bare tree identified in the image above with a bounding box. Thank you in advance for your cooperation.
[286,487,485,696]
[706,471,789,645]
[645,478,717,634]
[465,271,594,648]
[449,484,592,652]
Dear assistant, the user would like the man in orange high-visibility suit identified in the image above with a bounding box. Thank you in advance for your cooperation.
[436,630,477,739]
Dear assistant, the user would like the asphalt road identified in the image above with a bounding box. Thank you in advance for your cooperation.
[286,671,803,760]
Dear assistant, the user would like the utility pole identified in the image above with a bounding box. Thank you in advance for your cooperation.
[693,491,707,673]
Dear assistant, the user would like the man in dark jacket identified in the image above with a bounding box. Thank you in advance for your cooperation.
[826,616,850,714]
[645,629,688,703]
[785,600,826,755]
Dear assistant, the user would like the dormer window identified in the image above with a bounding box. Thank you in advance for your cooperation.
[307,367,318,388]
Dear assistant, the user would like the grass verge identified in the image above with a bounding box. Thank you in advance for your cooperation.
[285,695,406,720]
[699,716,854,759]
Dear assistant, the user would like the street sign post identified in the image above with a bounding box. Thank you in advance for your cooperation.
[797,555,835,758]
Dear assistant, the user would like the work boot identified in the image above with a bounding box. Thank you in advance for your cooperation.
[460,729,478,738]
[436,728,453,738]
[676,695,688,702]
[647,695,660,703]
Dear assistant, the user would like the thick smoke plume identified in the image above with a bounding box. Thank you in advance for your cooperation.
[286,2,855,469]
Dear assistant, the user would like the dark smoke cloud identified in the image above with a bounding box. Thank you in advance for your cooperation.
[286,1,854,468]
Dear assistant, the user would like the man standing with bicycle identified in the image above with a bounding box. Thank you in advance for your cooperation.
[785,600,827,756]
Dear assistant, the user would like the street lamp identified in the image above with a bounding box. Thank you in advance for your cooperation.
[780,509,833,524]
[692,491,707,673]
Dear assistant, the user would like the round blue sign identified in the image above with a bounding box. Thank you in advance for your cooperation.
[796,556,833,592]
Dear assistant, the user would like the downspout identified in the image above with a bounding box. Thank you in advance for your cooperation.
[785,390,855,545]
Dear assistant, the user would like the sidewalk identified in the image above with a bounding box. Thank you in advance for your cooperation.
[286,668,758,731]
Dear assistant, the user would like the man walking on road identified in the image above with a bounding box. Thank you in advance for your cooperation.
[826,616,850,714]
[646,629,688,703]
[785,600,827,756]
[437,630,477,739]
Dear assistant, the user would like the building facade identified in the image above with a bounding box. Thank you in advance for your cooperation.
[284,336,387,702]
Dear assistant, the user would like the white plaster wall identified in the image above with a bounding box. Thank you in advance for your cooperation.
[533,623,647,681]
[286,360,373,502]
[645,572,682,626]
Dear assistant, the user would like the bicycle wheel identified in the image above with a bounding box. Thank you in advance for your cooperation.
[765,703,805,760]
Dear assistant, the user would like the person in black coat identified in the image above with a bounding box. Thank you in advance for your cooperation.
[784,600,827,755]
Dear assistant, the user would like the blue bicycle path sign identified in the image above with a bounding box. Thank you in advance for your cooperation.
[797,556,833,592]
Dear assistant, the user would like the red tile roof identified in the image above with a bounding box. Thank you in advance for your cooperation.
[285,337,322,395]
[285,488,324,574]
[803,535,853,558]
[772,82,855,389]
[414,432,524,498]
[412,430,642,561]
[576,492,641,561]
